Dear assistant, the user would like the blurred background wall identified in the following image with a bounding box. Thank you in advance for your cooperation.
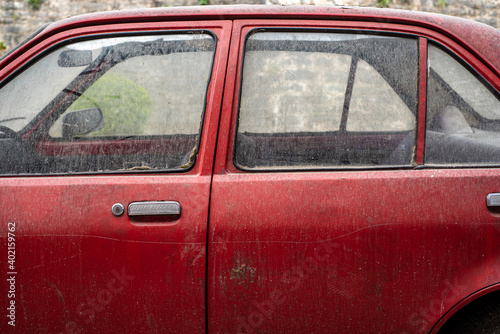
[0,0,499,54]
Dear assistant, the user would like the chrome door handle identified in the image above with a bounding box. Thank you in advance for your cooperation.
[487,194,500,207]
[128,201,181,216]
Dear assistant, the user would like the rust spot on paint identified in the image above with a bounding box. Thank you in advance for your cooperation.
[230,264,256,284]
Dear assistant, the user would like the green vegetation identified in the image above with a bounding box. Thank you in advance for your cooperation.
[69,73,152,136]
[198,0,210,5]
[26,0,44,10]
[436,0,447,8]
[377,0,391,7]
[0,41,6,57]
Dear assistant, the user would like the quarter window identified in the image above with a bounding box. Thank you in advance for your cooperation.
[235,32,418,169]
[425,43,500,165]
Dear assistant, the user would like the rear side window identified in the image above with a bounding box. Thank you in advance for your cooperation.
[234,31,418,169]
[0,33,215,174]
[425,43,500,165]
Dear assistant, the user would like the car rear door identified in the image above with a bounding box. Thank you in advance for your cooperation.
[208,19,500,333]
[0,19,230,333]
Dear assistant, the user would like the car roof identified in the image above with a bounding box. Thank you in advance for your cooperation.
[6,5,500,74]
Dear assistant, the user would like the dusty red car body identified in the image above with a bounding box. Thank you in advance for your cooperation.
[1,5,500,334]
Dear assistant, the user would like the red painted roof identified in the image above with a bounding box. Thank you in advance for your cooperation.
[11,5,500,74]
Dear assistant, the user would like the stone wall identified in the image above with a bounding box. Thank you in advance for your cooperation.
[1,0,499,55]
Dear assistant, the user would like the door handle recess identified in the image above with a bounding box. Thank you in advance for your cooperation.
[487,194,500,207]
[128,201,181,216]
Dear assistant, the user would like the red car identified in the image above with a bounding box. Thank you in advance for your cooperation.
[1,5,500,333]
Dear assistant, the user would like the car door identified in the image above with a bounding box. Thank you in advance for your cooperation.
[208,20,500,333]
[0,20,230,333]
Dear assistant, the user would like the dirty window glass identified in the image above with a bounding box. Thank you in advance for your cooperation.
[0,33,215,174]
[348,59,415,132]
[425,43,500,164]
[235,32,418,169]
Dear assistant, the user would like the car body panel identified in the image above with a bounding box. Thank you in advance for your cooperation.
[2,175,210,333]
[208,170,500,333]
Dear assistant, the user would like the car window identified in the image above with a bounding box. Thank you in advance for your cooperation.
[0,47,88,132]
[234,31,418,169]
[0,33,216,174]
[348,59,414,132]
[425,43,500,165]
